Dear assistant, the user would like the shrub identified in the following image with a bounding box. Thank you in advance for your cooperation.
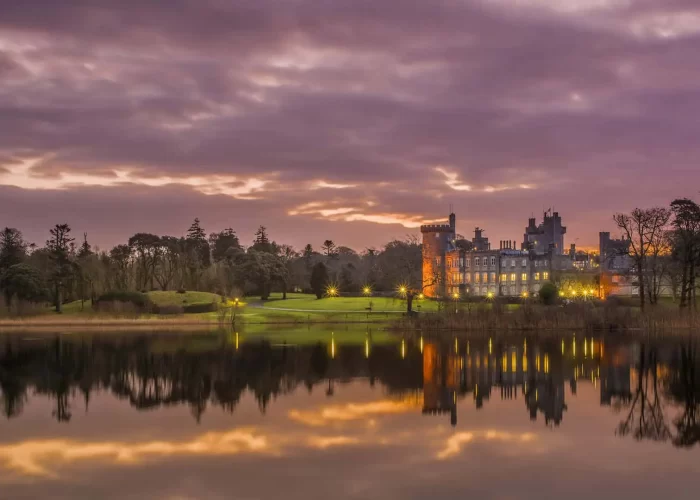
[177,288,187,294]
[95,291,153,312]
[539,282,558,305]
[182,301,218,314]
[156,304,185,315]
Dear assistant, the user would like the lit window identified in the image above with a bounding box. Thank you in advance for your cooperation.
[475,273,481,283]
[490,272,496,283]
[465,273,471,283]
[521,273,527,281]
[543,271,549,280]
[500,273,507,282]
[435,257,442,265]
[510,273,516,282]
[534,273,540,281]
[482,272,488,283]
[447,258,451,268]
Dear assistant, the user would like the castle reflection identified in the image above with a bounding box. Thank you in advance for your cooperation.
[0,331,698,447]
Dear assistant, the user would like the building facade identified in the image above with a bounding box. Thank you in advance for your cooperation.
[422,213,558,298]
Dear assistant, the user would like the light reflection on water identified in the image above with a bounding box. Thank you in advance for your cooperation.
[0,331,699,499]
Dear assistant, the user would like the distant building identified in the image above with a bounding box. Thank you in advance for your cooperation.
[599,232,636,296]
[422,213,563,298]
[523,211,566,254]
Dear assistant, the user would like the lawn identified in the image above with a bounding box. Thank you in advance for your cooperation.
[259,293,438,313]
[147,290,222,306]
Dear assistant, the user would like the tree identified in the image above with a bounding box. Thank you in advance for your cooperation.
[310,262,329,299]
[77,233,92,258]
[186,218,211,289]
[613,208,671,311]
[46,224,75,313]
[322,240,337,258]
[234,250,286,300]
[209,228,241,262]
[0,228,27,272]
[277,244,298,299]
[670,199,700,309]
[154,236,182,291]
[109,244,132,291]
[252,226,277,254]
[128,233,161,291]
[539,282,558,305]
[0,264,47,310]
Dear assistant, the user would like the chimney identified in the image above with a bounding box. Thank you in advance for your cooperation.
[449,213,456,231]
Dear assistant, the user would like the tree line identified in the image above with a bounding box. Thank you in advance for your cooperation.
[0,218,422,313]
[613,197,700,311]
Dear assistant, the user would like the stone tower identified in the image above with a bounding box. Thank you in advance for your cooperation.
[421,213,456,297]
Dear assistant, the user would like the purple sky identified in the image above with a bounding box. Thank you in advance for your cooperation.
[1,0,699,251]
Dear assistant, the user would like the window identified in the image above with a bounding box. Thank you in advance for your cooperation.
[543,271,549,280]
[510,285,516,295]
[511,259,516,267]
[510,273,516,282]
[534,272,540,281]
[521,273,528,281]
[482,272,488,283]
[465,258,470,268]
[475,257,480,267]
[500,273,507,282]
[452,272,459,283]
[534,260,539,267]
[465,273,471,283]
[490,272,496,283]
[522,259,527,267]
[490,257,496,266]
[460,257,465,268]
[474,273,481,283]
[435,256,442,266]
[447,258,451,268]
[460,273,465,282]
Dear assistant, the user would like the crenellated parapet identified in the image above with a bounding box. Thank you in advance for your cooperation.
[420,224,453,233]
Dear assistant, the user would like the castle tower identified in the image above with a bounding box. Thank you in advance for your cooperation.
[421,213,456,297]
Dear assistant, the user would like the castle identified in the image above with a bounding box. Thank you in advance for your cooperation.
[421,211,577,298]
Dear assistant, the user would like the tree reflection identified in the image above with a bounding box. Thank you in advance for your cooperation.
[667,342,700,447]
[617,344,670,442]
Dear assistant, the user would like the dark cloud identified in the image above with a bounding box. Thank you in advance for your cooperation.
[1,0,699,249]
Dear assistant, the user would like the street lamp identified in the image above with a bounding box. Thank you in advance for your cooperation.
[362,286,372,297]
[326,285,339,297]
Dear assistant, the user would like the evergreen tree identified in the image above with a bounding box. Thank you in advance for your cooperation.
[46,224,75,313]
[310,262,328,299]
[0,228,27,272]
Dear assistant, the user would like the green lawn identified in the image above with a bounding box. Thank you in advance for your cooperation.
[260,293,438,313]
[147,290,222,306]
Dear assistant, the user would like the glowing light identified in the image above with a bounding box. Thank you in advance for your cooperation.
[401,339,406,359]
[521,291,529,298]
[331,333,336,359]
[420,336,424,353]
[362,286,372,296]
[418,293,424,300]
[454,337,459,354]
[489,338,493,355]
[326,285,339,297]
[559,291,566,297]
[561,339,565,355]
[544,354,550,374]
[486,291,494,299]
[235,332,239,351]
[452,292,460,300]
[365,337,370,359]
[397,285,408,297]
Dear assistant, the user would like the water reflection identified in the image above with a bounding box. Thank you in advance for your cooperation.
[0,332,698,448]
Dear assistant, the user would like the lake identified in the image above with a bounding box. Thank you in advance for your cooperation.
[1,330,699,499]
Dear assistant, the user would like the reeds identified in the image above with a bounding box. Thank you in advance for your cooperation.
[392,302,700,333]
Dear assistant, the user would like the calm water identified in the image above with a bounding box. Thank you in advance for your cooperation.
[1,331,699,499]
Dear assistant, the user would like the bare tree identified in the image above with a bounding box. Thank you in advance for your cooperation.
[613,208,671,310]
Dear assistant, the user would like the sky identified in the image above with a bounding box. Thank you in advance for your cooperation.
[1,0,699,252]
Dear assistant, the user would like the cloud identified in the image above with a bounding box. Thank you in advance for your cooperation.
[1,0,699,249]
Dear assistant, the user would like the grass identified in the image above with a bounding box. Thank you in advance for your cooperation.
[147,290,221,307]
[260,293,438,313]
